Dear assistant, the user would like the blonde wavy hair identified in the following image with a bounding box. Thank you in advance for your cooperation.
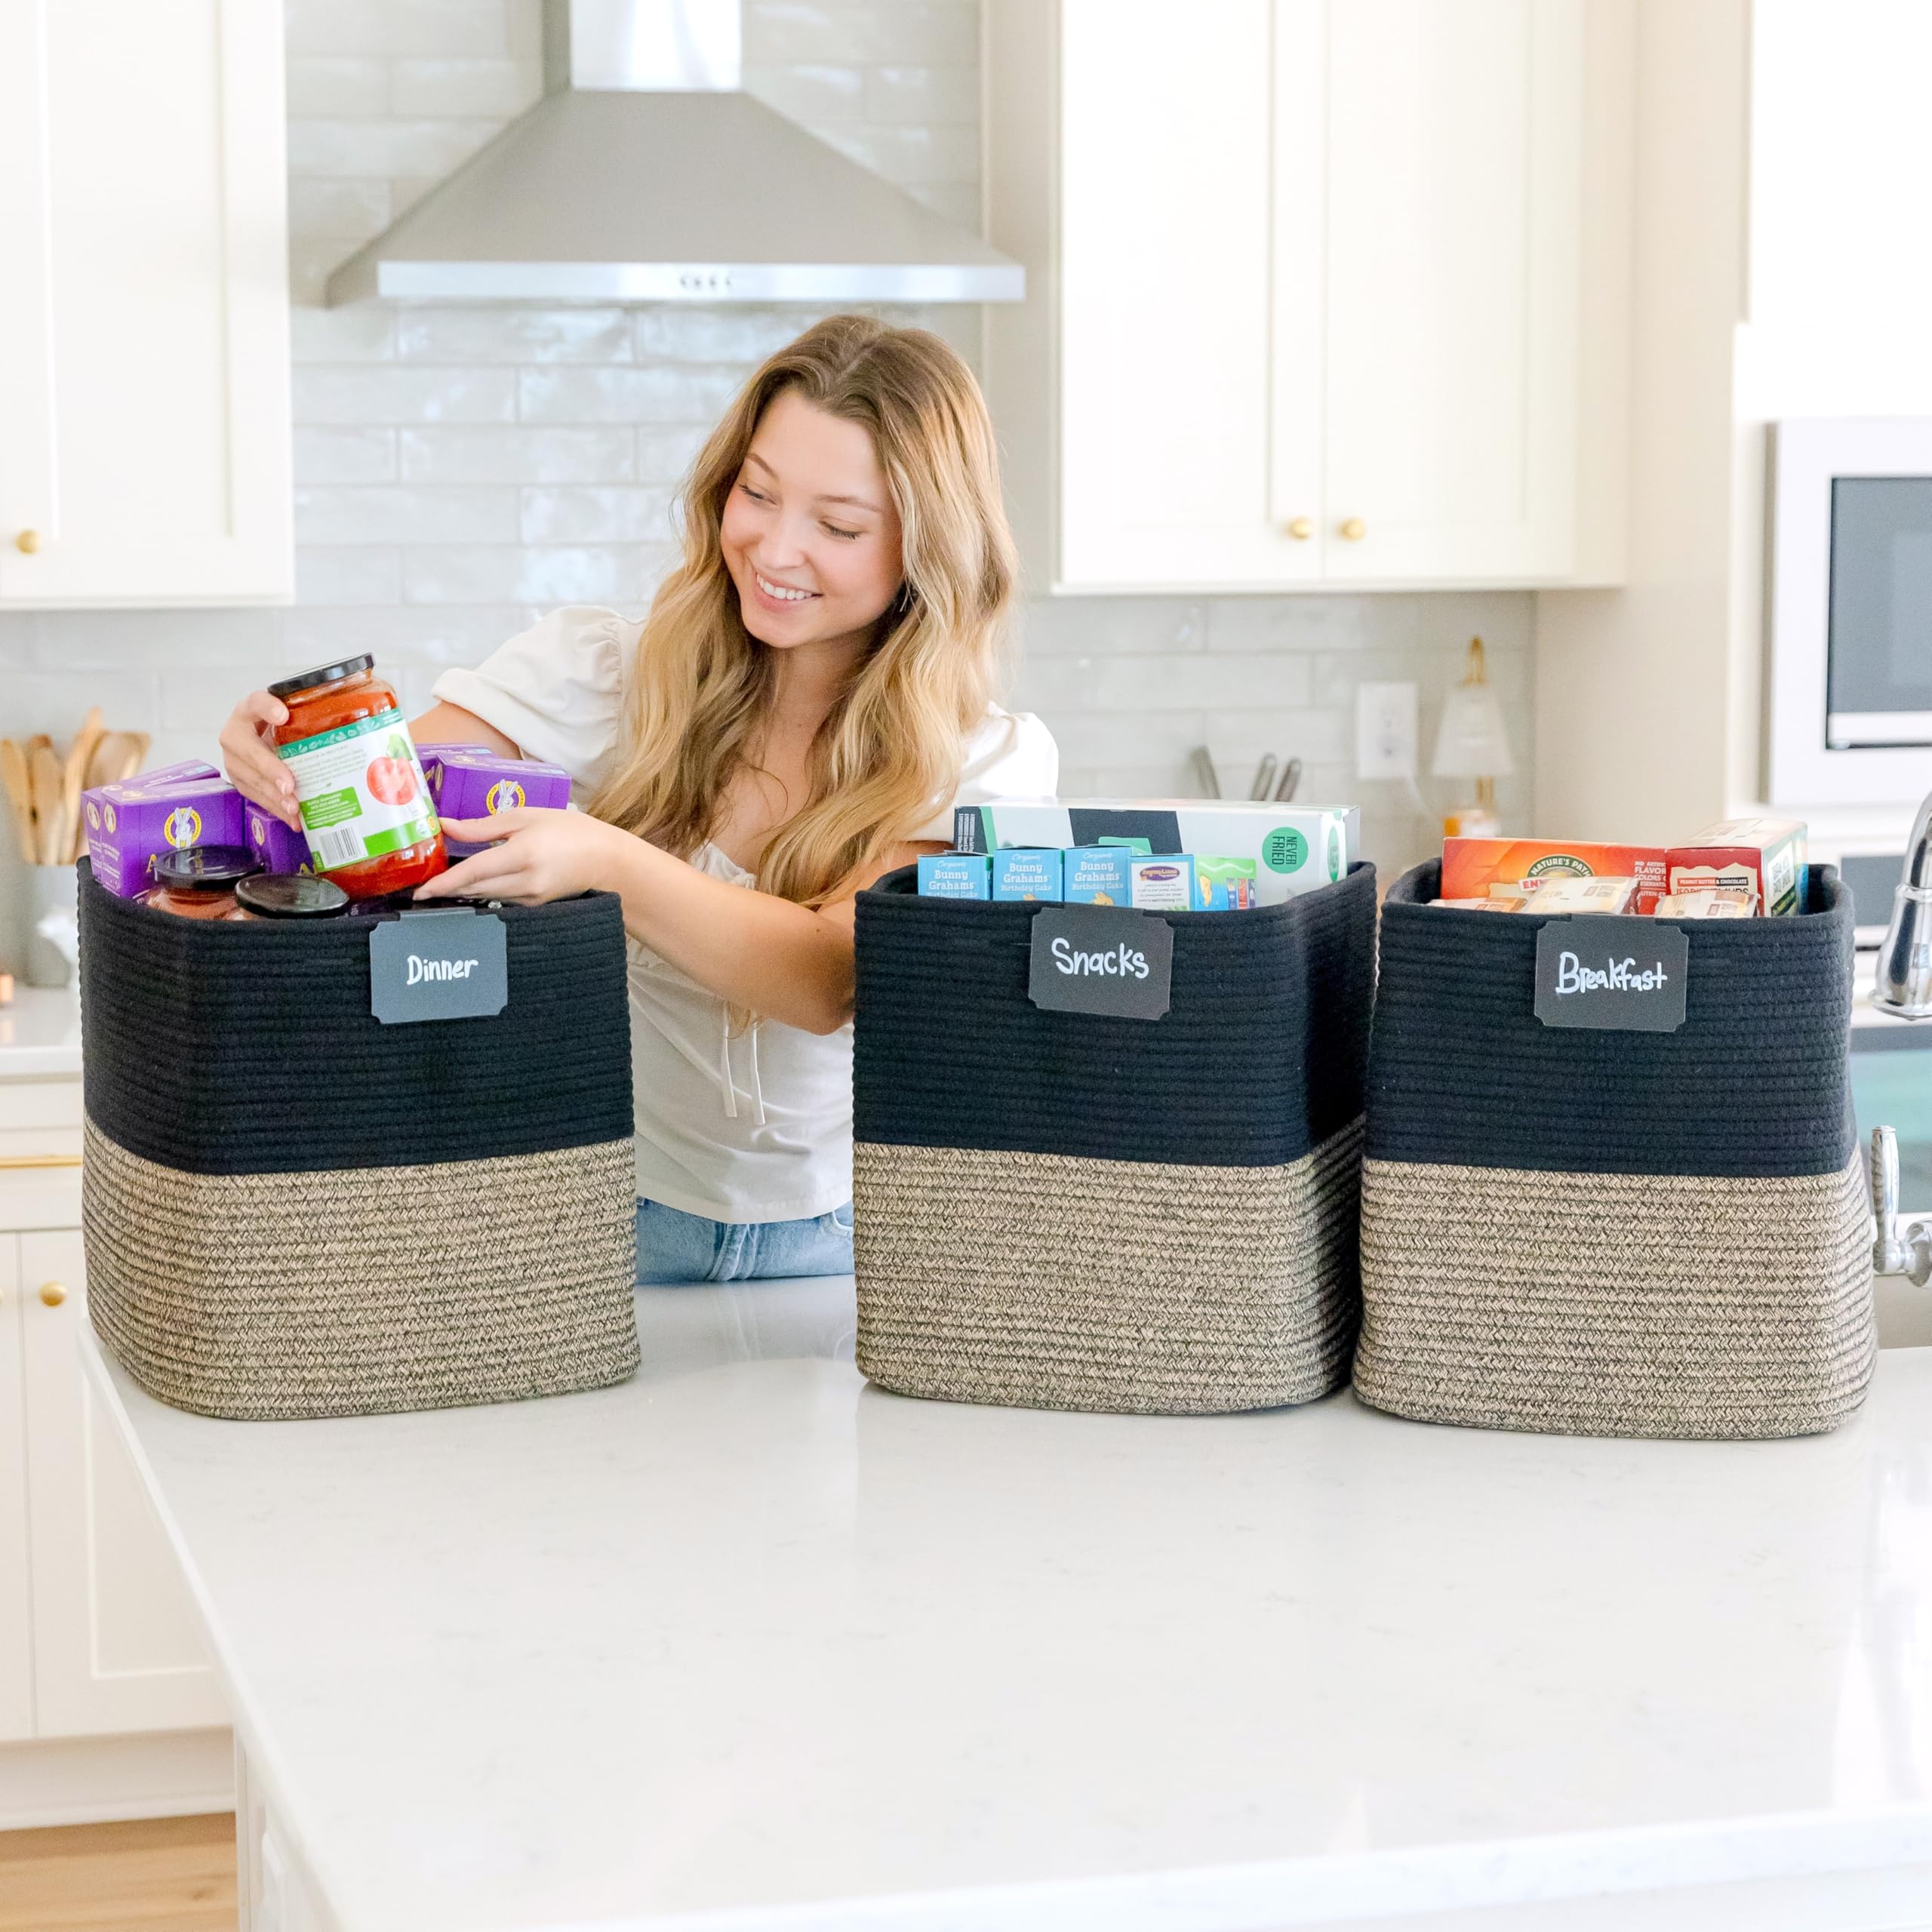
[588,315,1017,908]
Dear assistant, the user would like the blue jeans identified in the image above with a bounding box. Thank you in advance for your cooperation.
[635,1198,854,1285]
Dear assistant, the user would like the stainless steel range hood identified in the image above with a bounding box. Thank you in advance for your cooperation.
[325,0,1022,305]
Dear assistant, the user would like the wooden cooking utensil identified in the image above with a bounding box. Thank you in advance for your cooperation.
[29,743,63,866]
[61,706,103,863]
[0,741,34,864]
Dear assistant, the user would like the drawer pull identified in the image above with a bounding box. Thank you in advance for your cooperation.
[0,1153,82,1170]
[38,1281,66,1308]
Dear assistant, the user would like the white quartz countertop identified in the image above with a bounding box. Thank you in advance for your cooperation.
[0,985,81,1079]
[85,1285,1932,1931]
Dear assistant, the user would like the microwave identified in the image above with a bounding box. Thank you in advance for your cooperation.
[1769,417,1932,805]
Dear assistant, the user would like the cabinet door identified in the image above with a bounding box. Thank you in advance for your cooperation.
[1321,0,1583,583]
[0,1243,32,1742]
[1056,0,1324,590]
[0,0,291,606]
[20,1229,226,1737]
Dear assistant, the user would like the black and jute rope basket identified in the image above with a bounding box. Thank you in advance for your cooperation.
[76,863,640,1420]
[1353,860,1874,1440]
[850,862,1377,1415]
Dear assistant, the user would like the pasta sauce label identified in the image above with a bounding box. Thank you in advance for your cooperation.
[276,707,437,873]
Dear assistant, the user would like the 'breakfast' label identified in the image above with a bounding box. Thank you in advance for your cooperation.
[1028,904,1173,1021]
[1532,918,1689,1032]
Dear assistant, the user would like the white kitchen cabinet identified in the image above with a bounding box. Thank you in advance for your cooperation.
[0,1056,226,1746]
[0,0,293,606]
[986,0,1630,594]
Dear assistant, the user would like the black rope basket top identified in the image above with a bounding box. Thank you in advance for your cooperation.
[1367,858,1855,1179]
[854,860,1377,1169]
[77,861,633,1177]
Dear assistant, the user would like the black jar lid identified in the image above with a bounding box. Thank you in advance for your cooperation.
[152,846,260,891]
[235,873,351,920]
[269,654,374,700]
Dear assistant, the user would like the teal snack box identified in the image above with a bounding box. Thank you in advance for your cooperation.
[953,798,1356,905]
[917,853,991,900]
[1063,848,1134,906]
[992,849,1063,902]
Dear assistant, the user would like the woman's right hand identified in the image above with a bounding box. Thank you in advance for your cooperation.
[218,691,300,827]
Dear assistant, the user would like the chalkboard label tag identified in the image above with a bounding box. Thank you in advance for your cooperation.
[1028,904,1174,1021]
[1533,917,1689,1032]
[370,907,508,1025]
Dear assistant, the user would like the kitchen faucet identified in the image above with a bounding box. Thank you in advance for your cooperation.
[1868,787,1932,1280]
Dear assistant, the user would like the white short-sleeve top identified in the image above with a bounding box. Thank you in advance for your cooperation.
[432,605,1058,1225]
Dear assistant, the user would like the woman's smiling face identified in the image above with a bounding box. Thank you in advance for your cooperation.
[720,387,906,651]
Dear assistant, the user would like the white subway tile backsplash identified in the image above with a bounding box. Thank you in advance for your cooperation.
[285,0,510,58]
[1017,598,1208,656]
[401,544,675,608]
[636,425,713,483]
[284,604,534,669]
[291,305,397,365]
[294,547,405,608]
[285,57,389,118]
[288,117,501,181]
[740,63,866,124]
[294,366,517,424]
[295,485,521,546]
[865,65,980,125]
[519,487,677,545]
[400,426,638,485]
[389,56,539,118]
[518,365,747,425]
[288,177,392,243]
[29,608,285,673]
[294,427,398,485]
[746,2,980,67]
[398,307,634,365]
[632,308,812,367]
[816,122,980,187]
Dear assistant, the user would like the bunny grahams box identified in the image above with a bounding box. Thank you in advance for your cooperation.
[82,763,244,898]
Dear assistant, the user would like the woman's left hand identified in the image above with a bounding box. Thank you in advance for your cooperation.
[413,809,638,904]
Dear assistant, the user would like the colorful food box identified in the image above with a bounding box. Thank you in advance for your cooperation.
[426,749,572,859]
[952,799,1357,906]
[991,849,1063,902]
[1442,838,1670,916]
[1063,848,1134,906]
[917,853,991,899]
[245,802,314,876]
[1126,856,1197,911]
[1194,856,1259,910]
[1666,818,1807,916]
[1656,890,1758,919]
[82,764,245,898]
[1520,874,1641,915]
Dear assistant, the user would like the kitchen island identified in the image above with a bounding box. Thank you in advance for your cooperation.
[85,1280,1932,1931]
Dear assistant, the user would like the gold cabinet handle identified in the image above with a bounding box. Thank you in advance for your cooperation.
[1339,518,1367,542]
[0,1154,82,1171]
[1284,516,1314,540]
[14,530,40,555]
[38,1282,66,1308]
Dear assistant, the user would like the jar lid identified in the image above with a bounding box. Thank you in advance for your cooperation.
[152,846,260,891]
[269,654,374,700]
[235,873,350,919]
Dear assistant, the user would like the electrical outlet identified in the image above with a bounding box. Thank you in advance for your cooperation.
[1355,682,1419,780]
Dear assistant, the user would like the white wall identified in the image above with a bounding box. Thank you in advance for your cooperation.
[0,0,1530,970]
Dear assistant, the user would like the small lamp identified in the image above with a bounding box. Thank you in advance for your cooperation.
[1431,636,1514,839]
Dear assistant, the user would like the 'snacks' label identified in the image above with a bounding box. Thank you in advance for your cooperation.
[278,708,436,872]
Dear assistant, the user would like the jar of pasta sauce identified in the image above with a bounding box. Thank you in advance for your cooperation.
[142,847,260,920]
[269,656,447,897]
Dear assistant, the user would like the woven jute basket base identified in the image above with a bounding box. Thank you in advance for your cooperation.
[1353,1151,1875,1440]
[82,1117,641,1420]
[852,1118,1363,1416]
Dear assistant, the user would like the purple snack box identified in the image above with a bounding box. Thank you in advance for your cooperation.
[82,765,245,898]
[431,749,572,859]
[420,743,492,804]
[245,802,315,876]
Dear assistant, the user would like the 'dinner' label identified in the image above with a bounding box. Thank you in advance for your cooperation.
[370,909,508,1025]
[278,706,437,873]
[1533,917,1690,1032]
[1028,904,1174,1021]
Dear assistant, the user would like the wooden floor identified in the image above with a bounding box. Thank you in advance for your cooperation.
[0,1813,236,1932]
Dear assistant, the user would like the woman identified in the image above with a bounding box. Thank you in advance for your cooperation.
[220,315,1056,1283]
